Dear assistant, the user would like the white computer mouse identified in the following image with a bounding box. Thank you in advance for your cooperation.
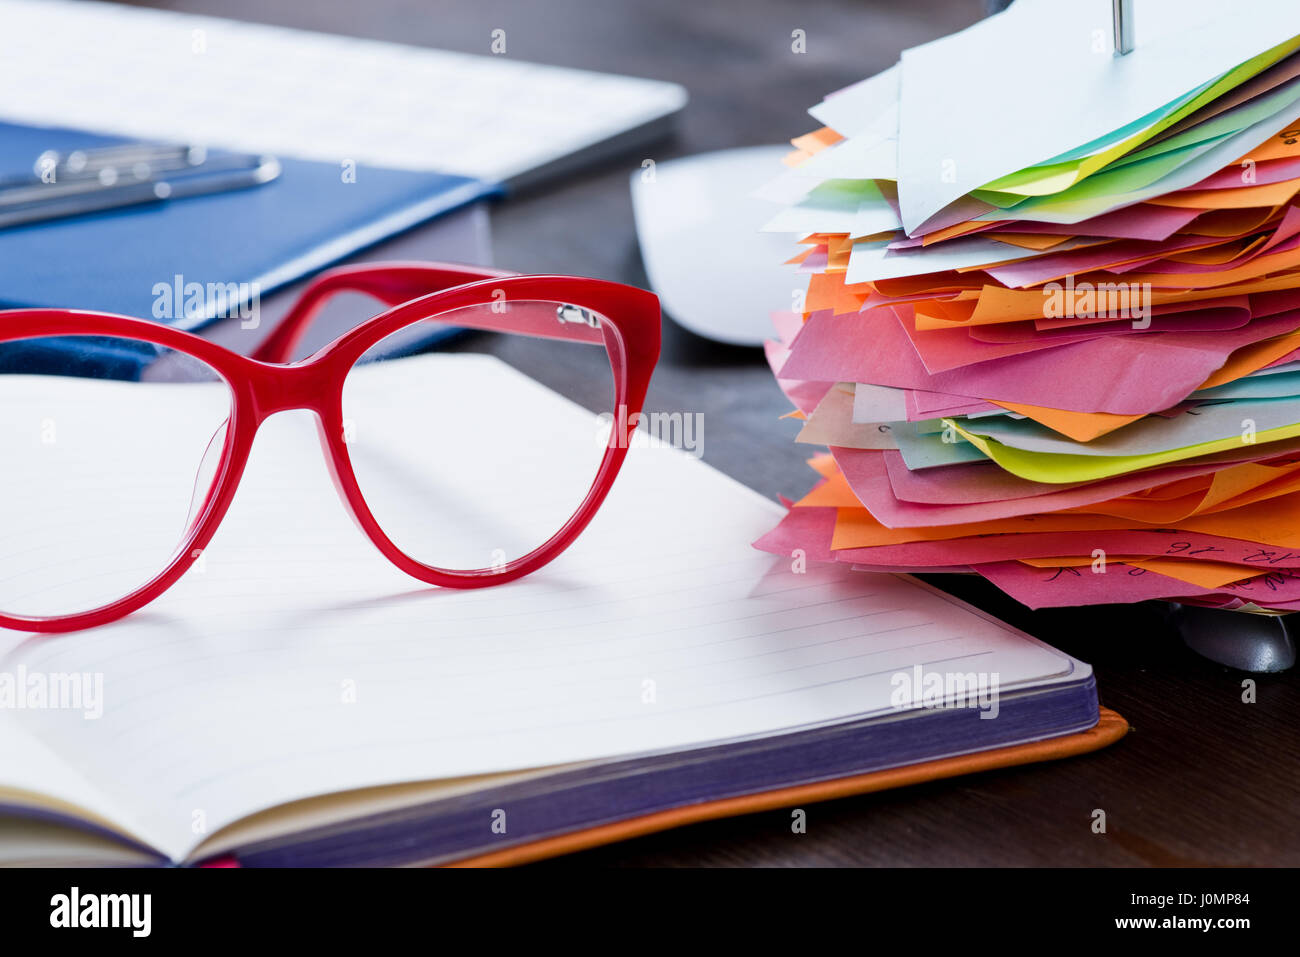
[630,144,798,346]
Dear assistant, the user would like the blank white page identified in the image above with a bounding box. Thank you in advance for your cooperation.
[0,354,1085,861]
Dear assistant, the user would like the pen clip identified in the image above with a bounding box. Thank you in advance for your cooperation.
[0,151,281,229]
[1112,0,1134,57]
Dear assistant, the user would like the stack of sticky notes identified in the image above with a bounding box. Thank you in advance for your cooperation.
[756,0,1300,613]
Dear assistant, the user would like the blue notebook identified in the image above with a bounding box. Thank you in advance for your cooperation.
[0,122,499,325]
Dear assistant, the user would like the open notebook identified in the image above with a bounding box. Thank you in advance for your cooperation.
[0,353,1122,867]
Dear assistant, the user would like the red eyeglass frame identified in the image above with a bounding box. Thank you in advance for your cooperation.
[0,261,661,633]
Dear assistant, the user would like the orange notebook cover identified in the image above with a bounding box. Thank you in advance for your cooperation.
[447,707,1128,867]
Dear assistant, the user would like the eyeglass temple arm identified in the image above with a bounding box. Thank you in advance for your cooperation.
[250,262,519,364]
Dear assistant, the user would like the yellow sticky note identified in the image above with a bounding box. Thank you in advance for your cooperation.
[947,419,1300,484]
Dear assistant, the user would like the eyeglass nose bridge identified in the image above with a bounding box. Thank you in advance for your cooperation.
[243,359,335,421]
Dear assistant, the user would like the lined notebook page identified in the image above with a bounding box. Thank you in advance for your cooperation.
[0,355,1083,861]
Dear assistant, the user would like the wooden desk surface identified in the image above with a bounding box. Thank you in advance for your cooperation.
[130,0,1300,866]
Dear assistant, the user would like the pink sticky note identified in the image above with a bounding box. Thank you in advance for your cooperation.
[903,389,1001,419]
[995,204,1202,242]
[1112,231,1300,278]
[752,505,838,563]
[898,308,1081,374]
[799,251,830,273]
[830,446,1293,528]
[878,437,1300,506]
[850,563,976,574]
[1190,156,1300,190]
[972,561,1219,608]
[766,338,831,416]
[973,561,1300,609]
[901,204,1200,254]
[1025,293,1259,332]
[831,529,1300,570]
[1266,347,1300,368]
[1254,204,1300,256]
[1015,301,1252,337]
[888,235,928,250]
[754,504,1300,611]
[770,309,806,346]
[1215,569,1300,605]
[982,234,1219,288]
[834,447,1083,526]
[907,301,1253,373]
[1250,288,1300,318]
[779,305,1300,414]
[880,450,1082,505]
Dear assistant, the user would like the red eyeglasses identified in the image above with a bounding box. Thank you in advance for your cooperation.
[0,261,660,633]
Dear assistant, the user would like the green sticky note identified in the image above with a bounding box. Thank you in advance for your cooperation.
[976,35,1300,199]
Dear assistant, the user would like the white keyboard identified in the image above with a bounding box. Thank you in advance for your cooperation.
[0,0,687,185]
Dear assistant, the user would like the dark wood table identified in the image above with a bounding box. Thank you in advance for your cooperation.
[130,0,1300,866]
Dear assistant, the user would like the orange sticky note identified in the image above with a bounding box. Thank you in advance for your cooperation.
[1125,558,1259,588]
[790,127,843,154]
[1149,176,1300,210]
[1197,327,1300,389]
[793,469,862,509]
[808,453,838,479]
[986,400,1145,442]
